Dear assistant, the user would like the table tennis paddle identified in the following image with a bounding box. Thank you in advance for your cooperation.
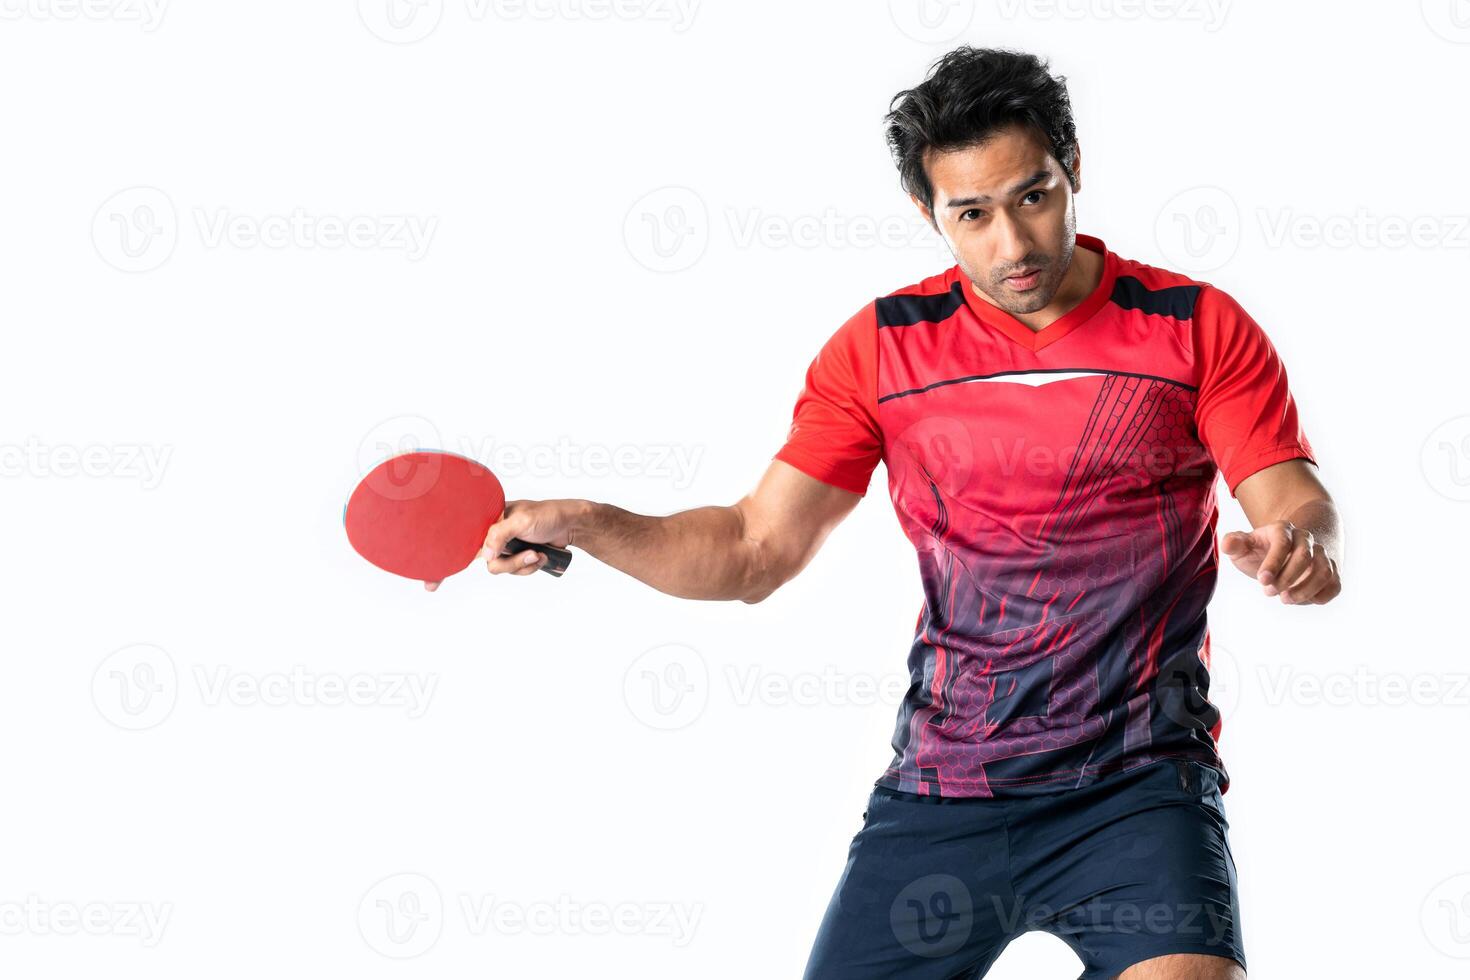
[344,449,572,583]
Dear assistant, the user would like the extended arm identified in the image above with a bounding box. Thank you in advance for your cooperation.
[468,459,862,603]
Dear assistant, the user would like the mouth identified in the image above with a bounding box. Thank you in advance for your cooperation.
[1003,268,1043,291]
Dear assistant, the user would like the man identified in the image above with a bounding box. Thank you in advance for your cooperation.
[463,47,1341,980]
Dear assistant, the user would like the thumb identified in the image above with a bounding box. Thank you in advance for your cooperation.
[481,501,531,559]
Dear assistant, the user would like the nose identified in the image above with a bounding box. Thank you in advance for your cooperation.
[992,211,1033,269]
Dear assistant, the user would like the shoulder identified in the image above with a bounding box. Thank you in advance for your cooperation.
[1107,249,1259,338]
[1109,251,1223,320]
[870,266,967,329]
[819,265,965,351]
[882,265,963,300]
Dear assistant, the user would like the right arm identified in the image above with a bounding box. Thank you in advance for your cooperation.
[475,459,862,603]
[460,301,883,599]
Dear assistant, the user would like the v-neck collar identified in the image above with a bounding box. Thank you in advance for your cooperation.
[957,233,1117,353]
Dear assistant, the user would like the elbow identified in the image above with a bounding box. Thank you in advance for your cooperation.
[739,563,784,604]
[741,583,775,604]
[737,533,787,604]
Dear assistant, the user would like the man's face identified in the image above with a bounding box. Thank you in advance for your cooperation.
[916,123,1080,316]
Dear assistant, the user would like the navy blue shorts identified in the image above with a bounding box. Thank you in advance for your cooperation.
[803,759,1245,979]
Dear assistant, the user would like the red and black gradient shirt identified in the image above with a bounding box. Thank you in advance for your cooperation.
[774,234,1316,798]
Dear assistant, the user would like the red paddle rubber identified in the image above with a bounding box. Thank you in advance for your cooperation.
[345,450,572,582]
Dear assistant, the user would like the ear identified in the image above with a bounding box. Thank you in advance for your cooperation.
[1069,141,1083,193]
[910,193,938,233]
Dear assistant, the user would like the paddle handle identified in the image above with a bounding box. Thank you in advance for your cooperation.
[503,537,573,577]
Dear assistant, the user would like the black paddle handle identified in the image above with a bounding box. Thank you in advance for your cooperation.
[503,537,573,577]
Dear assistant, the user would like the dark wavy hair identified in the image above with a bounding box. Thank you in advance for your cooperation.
[885,47,1079,213]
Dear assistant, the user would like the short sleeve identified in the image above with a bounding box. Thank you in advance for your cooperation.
[1193,285,1316,498]
[773,302,883,496]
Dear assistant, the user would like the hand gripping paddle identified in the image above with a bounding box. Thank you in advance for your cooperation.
[345,450,572,583]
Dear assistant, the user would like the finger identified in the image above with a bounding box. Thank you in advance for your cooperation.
[1279,558,1326,604]
[1272,531,1315,598]
[1279,539,1324,595]
[482,502,532,562]
[485,548,546,576]
[1220,531,1257,559]
[1310,572,1342,605]
[513,552,548,575]
[1286,555,1338,605]
[424,580,440,592]
[1256,523,1295,588]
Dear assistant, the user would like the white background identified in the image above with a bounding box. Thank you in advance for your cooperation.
[3,0,1467,976]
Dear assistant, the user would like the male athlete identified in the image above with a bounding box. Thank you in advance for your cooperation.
[457,47,1343,979]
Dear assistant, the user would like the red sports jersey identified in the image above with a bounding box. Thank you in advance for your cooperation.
[774,234,1315,798]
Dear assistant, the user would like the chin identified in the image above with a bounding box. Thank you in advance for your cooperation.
[999,287,1054,315]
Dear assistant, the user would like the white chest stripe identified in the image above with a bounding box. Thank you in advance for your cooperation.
[962,370,1108,387]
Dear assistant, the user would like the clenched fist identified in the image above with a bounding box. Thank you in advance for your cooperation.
[423,498,586,591]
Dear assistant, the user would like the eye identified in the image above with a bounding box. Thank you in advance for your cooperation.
[960,208,984,222]
[1022,190,1046,206]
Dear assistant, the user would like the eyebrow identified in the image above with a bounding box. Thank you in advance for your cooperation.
[944,170,1052,209]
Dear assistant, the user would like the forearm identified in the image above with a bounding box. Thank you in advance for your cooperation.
[567,500,768,602]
